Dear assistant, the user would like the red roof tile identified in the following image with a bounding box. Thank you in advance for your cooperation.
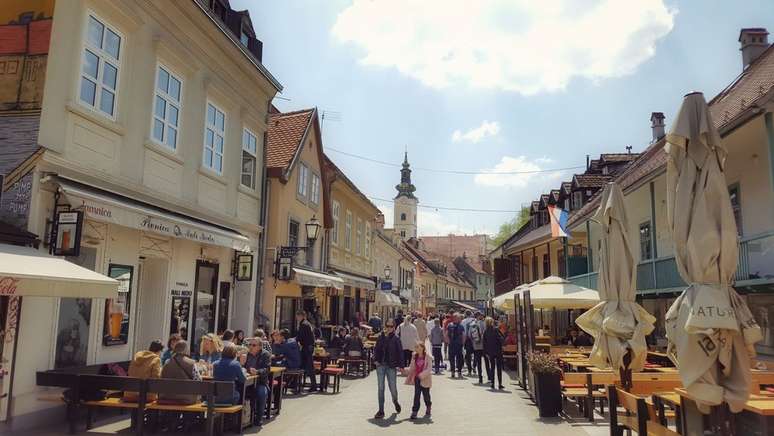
[573,173,612,188]
[265,108,314,172]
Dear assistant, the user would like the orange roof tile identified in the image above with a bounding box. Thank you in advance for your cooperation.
[710,44,774,129]
[265,108,314,173]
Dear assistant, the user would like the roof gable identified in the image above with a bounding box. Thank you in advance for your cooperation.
[266,108,315,177]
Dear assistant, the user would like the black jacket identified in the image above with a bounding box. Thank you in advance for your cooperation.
[373,331,403,368]
[297,319,316,347]
[482,326,504,357]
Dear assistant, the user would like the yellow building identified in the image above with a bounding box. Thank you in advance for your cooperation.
[263,108,342,333]
[323,155,381,325]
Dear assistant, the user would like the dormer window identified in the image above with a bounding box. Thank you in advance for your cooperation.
[572,191,583,210]
[240,31,249,46]
[602,166,609,175]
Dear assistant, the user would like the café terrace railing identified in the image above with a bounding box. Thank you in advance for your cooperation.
[568,230,774,292]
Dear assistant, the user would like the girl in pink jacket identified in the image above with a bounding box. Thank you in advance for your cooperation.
[405,342,433,419]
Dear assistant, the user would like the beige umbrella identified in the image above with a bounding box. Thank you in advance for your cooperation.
[664,92,762,413]
[492,277,599,311]
[576,183,655,380]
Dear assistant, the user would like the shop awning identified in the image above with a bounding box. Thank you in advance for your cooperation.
[375,290,402,307]
[451,300,478,312]
[53,177,253,251]
[331,270,375,289]
[0,243,118,298]
[293,268,344,290]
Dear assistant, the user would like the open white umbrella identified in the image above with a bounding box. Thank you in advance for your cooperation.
[493,277,599,311]
[575,183,655,379]
[664,92,762,413]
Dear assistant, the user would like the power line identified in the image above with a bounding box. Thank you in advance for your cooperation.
[367,195,521,213]
[326,147,585,175]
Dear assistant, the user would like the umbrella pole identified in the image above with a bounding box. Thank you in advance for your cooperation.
[620,349,632,392]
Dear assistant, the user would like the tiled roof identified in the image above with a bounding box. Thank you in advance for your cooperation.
[323,154,380,214]
[600,153,640,163]
[709,44,774,129]
[0,114,41,176]
[573,173,612,189]
[266,108,314,172]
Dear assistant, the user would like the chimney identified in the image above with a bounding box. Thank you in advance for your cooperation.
[739,28,769,69]
[650,112,665,142]
[374,213,385,230]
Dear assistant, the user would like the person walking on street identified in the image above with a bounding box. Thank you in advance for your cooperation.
[373,320,403,419]
[296,310,318,392]
[429,317,444,374]
[414,314,428,344]
[447,313,465,378]
[460,310,476,376]
[405,342,433,419]
[468,312,486,384]
[397,316,418,368]
[483,316,505,389]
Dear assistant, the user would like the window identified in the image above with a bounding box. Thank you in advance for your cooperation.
[572,191,583,210]
[729,184,742,236]
[564,198,570,211]
[298,163,309,197]
[365,221,371,257]
[80,15,121,117]
[288,219,300,247]
[400,230,406,238]
[331,201,340,245]
[400,213,406,221]
[241,129,257,188]
[151,66,181,149]
[356,218,363,256]
[310,174,320,205]
[542,253,550,278]
[240,31,249,46]
[203,103,225,173]
[345,210,352,251]
[639,221,652,260]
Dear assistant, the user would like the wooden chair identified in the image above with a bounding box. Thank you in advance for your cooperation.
[282,369,305,395]
[321,366,345,393]
[608,386,679,436]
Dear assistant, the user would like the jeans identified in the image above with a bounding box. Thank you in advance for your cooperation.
[301,345,317,390]
[473,350,485,381]
[249,384,269,425]
[464,341,474,374]
[431,345,442,373]
[376,365,398,412]
[402,349,413,367]
[412,379,431,412]
[449,345,463,374]
[485,354,503,386]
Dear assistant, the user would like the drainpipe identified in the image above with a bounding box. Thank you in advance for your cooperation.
[765,112,774,195]
[585,220,592,273]
[255,131,270,327]
[649,181,658,289]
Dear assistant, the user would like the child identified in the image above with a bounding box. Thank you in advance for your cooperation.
[429,318,444,374]
[405,342,433,419]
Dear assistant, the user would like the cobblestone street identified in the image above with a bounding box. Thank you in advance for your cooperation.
[23,368,609,436]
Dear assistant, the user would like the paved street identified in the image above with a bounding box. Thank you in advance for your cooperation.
[23,367,609,436]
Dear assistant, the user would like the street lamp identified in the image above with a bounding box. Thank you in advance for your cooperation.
[305,215,321,242]
[275,215,323,281]
[384,265,392,280]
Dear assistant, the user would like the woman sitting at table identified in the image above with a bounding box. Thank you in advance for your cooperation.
[330,327,348,357]
[197,333,223,363]
[272,329,301,369]
[345,327,364,358]
[213,344,246,405]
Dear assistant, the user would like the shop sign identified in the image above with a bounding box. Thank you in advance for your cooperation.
[102,264,132,346]
[170,281,191,341]
[0,172,32,229]
[235,254,253,281]
[380,281,392,291]
[366,290,376,302]
[53,210,83,257]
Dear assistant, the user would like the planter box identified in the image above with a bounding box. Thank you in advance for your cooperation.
[534,372,562,417]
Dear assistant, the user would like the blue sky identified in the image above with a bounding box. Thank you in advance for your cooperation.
[236,0,774,236]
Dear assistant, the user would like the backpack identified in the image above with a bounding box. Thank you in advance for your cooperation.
[450,323,463,343]
[469,322,482,345]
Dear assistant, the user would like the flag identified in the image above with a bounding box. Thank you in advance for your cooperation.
[548,205,569,238]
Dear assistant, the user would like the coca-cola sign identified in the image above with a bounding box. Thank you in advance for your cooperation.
[0,277,20,295]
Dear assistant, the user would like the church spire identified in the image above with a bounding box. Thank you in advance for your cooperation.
[395,151,417,200]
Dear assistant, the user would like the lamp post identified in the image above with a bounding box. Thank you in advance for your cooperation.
[275,216,322,280]
[384,265,392,281]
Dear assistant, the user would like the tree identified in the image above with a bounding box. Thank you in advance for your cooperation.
[491,206,531,248]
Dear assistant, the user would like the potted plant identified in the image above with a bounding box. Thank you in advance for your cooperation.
[527,351,562,417]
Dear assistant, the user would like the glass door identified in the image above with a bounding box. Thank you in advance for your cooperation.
[216,282,230,335]
[192,261,218,348]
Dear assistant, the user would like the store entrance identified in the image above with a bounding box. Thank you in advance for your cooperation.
[134,257,169,353]
[192,261,218,348]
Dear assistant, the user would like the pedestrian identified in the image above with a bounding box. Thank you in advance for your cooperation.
[295,310,318,392]
[414,314,428,344]
[368,313,382,333]
[460,310,476,376]
[405,342,433,419]
[468,312,486,384]
[442,311,453,361]
[373,320,403,419]
[428,317,444,374]
[394,309,404,327]
[447,313,465,378]
[397,315,418,368]
[483,316,504,389]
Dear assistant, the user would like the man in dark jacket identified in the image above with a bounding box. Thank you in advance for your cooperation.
[447,313,465,378]
[295,310,318,392]
[372,320,403,419]
[482,317,505,389]
[243,338,271,427]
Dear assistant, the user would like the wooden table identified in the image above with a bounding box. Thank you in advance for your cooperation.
[651,391,683,432]
[267,367,285,419]
[675,387,774,436]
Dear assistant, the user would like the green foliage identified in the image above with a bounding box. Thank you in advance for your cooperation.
[491,206,530,247]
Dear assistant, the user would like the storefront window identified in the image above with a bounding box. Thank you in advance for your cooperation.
[102,264,132,346]
[192,261,218,348]
[275,297,299,335]
[748,294,774,357]
[56,247,97,369]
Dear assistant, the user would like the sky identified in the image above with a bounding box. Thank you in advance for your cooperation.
[235,0,774,237]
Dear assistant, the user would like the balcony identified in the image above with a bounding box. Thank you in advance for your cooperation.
[567,230,774,293]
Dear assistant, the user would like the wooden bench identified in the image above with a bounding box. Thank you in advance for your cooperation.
[146,378,241,434]
[609,386,679,436]
[561,372,618,421]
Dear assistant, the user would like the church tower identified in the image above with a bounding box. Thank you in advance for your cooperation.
[394,152,418,240]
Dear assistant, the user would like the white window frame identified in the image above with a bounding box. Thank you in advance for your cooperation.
[331,201,340,246]
[310,173,320,205]
[356,217,363,256]
[345,210,353,251]
[151,64,182,150]
[79,12,122,119]
[297,163,309,198]
[365,221,371,257]
[241,128,258,189]
[203,101,226,174]
[572,191,583,210]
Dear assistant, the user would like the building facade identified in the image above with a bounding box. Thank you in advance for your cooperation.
[0,0,279,427]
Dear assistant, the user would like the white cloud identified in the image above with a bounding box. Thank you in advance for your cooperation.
[474,156,565,188]
[332,0,675,95]
[452,120,500,143]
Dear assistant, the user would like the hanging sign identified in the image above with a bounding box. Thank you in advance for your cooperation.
[236,254,253,281]
[53,210,83,257]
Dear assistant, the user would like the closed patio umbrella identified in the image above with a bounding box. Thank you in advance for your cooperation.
[575,183,655,384]
[664,92,762,413]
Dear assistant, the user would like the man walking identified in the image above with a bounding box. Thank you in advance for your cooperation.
[414,313,428,344]
[468,312,486,384]
[460,310,476,376]
[397,315,418,367]
[429,317,444,374]
[373,320,403,419]
[295,310,317,392]
[447,313,465,378]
